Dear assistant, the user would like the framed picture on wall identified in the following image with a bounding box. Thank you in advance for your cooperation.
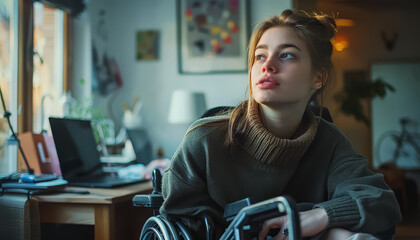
[177,0,249,74]
[136,30,159,61]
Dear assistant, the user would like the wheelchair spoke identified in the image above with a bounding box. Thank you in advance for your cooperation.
[159,216,181,240]
[141,227,165,240]
[141,216,173,240]
[174,220,193,240]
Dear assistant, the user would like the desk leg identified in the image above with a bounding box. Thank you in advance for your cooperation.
[95,205,115,240]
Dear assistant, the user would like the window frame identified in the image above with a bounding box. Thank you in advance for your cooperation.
[16,0,72,168]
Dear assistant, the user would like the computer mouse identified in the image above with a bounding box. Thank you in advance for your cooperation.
[21,174,36,183]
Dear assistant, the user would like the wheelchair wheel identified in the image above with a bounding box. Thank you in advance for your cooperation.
[139,216,192,240]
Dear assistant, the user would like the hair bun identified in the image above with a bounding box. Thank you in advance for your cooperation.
[314,13,337,40]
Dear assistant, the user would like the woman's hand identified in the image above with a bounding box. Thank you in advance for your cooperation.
[258,208,329,240]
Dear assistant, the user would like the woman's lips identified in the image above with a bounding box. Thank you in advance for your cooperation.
[257,76,279,89]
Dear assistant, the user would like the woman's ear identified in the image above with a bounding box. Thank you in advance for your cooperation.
[313,69,327,90]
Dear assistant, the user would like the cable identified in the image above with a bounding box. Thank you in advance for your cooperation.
[0,169,25,185]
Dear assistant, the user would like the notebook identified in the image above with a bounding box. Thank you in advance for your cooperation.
[49,117,147,188]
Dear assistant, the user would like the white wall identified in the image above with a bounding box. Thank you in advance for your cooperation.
[77,0,292,158]
[371,63,420,169]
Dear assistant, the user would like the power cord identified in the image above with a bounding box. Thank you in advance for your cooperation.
[0,169,26,185]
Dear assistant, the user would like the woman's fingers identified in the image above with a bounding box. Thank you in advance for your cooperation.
[273,230,289,240]
[258,208,329,239]
[258,216,287,240]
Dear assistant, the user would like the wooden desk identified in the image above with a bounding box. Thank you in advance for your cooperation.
[33,181,153,240]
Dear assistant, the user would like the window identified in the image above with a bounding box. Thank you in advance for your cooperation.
[0,0,71,174]
[32,2,64,133]
[0,0,19,174]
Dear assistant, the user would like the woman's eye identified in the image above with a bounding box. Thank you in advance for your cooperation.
[280,53,294,59]
[256,55,266,61]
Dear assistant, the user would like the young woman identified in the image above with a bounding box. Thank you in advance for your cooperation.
[160,9,401,240]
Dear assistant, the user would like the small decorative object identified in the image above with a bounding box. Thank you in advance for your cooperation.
[177,0,249,74]
[136,30,159,60]
[381,30,398,51]
[4,135,18,173]
[334,70,395,126]
[122,95,143,129]
[58,91,76,117]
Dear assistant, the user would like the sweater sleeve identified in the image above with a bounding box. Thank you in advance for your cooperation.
[159,123,225,238]
[314,136,402,233]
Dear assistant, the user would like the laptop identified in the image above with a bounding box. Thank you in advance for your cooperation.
[126,128,152,165]
[49,117,147,188]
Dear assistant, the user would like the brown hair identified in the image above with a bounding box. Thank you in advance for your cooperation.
[191,9,337,148]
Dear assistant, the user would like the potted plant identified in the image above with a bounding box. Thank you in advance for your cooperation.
[334,71,395,126]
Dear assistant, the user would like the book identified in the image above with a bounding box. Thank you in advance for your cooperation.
[1,178,68,190]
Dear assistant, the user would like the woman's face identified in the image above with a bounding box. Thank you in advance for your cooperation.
[250,26,322,109]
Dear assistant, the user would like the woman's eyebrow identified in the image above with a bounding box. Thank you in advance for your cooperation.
[255,43,302,52]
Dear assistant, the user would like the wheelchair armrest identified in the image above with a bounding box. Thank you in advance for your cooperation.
[223,197,252,223]
[220,196,302,240]
[132,168,164,216]
[133,193,164,208]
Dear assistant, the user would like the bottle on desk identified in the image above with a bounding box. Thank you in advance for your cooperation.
[2,135,18,174]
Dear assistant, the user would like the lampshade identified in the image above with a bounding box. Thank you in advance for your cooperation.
[168,90,207,124]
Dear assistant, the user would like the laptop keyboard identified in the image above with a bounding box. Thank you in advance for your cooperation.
[71,174,122,183]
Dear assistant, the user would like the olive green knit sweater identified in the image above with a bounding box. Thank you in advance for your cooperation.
[161,110,401,239]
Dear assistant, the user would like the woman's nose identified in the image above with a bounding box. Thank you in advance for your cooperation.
[261,58,278,74]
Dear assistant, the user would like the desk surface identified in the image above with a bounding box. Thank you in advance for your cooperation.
[33,180,153,204]
[33,180,154,240]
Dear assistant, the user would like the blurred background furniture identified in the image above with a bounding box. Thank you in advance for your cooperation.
[0,194,40,240]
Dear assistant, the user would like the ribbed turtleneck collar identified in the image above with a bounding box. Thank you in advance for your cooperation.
[240,107,319,171]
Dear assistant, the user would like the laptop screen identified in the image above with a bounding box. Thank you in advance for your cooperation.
[126,129,152,165]
[49,117,102,179]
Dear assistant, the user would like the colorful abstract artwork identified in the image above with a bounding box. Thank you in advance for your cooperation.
[136,30,159,61]
[177,0,249,74]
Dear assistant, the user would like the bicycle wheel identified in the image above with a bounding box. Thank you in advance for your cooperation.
[376,131,419,168]
[396,141,420,168]
[375,131,401,166]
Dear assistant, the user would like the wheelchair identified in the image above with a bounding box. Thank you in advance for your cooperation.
[133,107,397,240]
[133,169,302,240]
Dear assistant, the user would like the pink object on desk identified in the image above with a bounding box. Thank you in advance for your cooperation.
[19,132,62,176]
[141,159,170,180]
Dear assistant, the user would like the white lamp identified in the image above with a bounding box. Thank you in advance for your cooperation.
[168,90,207,124]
